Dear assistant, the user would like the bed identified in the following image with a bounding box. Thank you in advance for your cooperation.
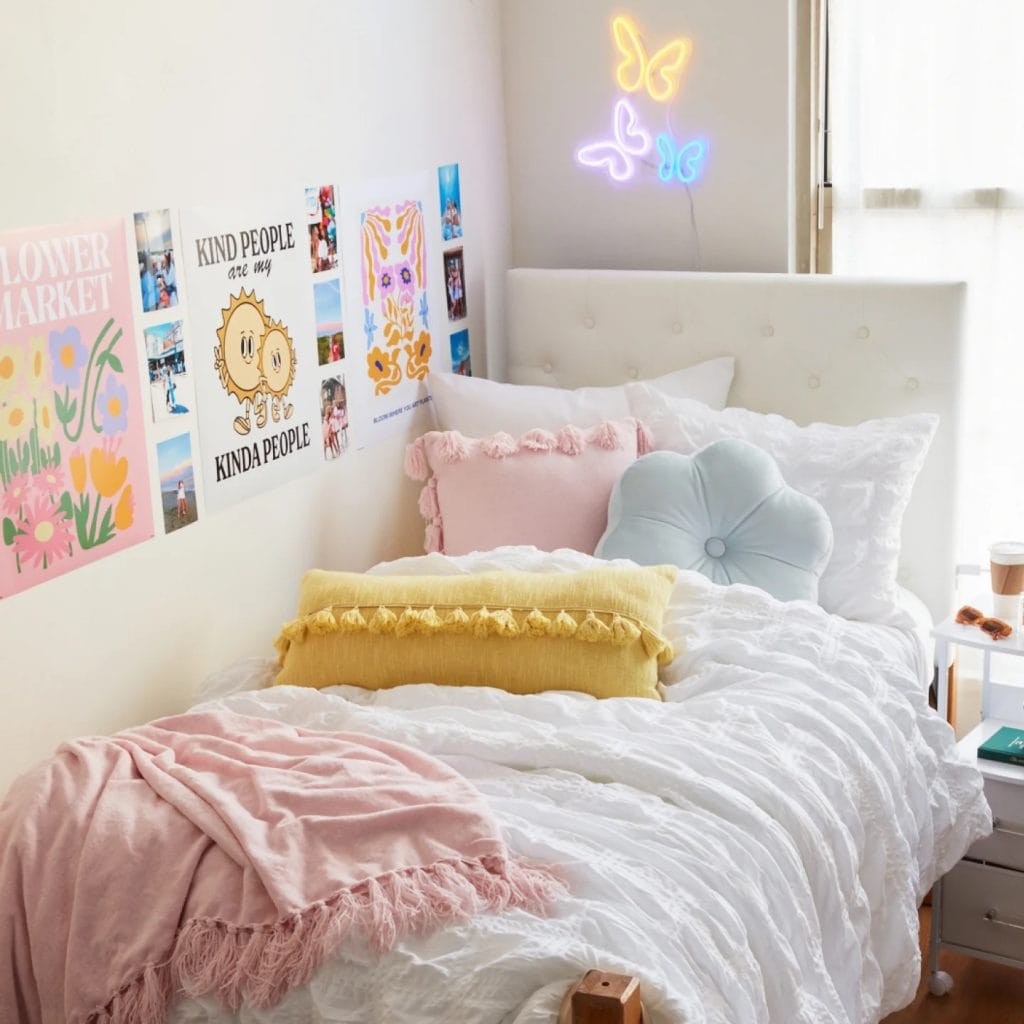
[6,270,992,1024]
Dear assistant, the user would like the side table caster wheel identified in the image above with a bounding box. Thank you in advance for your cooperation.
[928,971,954,997]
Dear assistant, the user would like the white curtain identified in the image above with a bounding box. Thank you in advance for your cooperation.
[831,0,1024,566]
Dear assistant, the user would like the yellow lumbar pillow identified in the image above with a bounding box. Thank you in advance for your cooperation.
[274,566,679,700]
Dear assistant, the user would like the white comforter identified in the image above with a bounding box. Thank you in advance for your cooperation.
[175,548,989,1024]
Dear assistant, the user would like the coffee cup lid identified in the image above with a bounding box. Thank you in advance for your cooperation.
[990,541,1024,565]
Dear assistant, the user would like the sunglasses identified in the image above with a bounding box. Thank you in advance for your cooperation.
[955,605,1014,640]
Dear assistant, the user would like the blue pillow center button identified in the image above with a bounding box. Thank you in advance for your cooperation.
[704,537,727,559]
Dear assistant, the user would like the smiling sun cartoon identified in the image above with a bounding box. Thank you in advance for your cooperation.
[215,289,270,435]
[260,319,296,423]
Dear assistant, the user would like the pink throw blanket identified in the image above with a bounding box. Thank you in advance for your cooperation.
[0,711,564,1024]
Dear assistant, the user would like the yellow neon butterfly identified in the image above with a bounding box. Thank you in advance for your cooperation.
[612,14,692,103]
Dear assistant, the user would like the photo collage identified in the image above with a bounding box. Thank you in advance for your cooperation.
[306,185,349,460]
[437,163,471,376]
[134,209,199,535]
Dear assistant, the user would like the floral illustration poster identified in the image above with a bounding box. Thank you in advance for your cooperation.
[0,217,153,597]
[338,173,447,447]
[178,201,321,513]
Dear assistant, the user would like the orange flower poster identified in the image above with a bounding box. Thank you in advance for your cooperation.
[338,173,447,447]
[0,218,152,597]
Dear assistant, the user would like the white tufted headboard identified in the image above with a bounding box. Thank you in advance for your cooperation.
[506,268,966,624]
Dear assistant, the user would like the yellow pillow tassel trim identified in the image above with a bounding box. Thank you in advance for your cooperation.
[523,608,551,638]
[369,606,398,634]
[273,603,674,668]
[443,607,471,632]
[336,607,367,633]
[418,606,445,632]
[396,606,423,637]
[308,608,338,636]
[610,615,642,645]
[552,610,578,638]
[470,607,496,638]
[577,611,612,643]
[489,608,519,637]
[282,619,309,643]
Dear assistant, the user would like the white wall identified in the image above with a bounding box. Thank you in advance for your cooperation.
[500,0,792,277]
[0,0,511,792]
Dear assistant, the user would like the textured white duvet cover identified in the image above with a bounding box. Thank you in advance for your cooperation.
[177,548,989,1024]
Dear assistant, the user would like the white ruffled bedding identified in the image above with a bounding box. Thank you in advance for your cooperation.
[177,547,990,1024]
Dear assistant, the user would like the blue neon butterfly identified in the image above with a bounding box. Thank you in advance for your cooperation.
[655,133,707,184]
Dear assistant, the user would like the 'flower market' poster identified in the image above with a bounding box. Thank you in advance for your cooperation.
[0,217,153,597]
[337,173,448,447]
[179,200,321,512]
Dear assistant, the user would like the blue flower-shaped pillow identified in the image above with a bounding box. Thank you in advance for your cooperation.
[596,439,833,603]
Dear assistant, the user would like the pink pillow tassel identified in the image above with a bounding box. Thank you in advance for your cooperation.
[404,438,429,481]
[636,420,654,455]
[521,429,558,452]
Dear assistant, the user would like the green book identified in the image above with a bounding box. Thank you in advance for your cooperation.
[978,726,1024,766]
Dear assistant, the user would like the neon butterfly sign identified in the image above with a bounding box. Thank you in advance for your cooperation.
[575,14,708,187]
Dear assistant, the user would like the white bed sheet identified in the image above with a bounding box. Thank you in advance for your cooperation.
[180,548,988,1024]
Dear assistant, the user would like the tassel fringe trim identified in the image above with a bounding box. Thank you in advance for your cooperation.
[83,856,565,1024]
[274,603,673,667]
[403,418,651,480]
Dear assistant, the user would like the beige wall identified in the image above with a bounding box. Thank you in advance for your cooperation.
[0,0,512,792]
[500,0,793,279]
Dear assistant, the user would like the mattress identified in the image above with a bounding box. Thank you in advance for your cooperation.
[181,547,988,1024]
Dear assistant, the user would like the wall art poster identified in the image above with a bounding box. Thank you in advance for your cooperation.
[339,173,447,447]
[0,217,153,597]
[178,201,321,513]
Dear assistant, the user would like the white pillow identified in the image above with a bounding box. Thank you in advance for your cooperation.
[428,357,734,436]
[628,384,938,625]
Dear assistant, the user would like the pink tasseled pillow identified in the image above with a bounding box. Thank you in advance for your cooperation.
[404,419,652,556]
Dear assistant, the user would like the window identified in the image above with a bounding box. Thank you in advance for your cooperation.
[829,0,1024,565]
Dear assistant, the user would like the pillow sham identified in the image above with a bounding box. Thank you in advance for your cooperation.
[405,419,651,556]
[596,441,834,604]
[427,357,734,436]
[273,565,678,700]
[627,384,938,624]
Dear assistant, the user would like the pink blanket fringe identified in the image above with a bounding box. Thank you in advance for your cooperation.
[86,855,563,1024]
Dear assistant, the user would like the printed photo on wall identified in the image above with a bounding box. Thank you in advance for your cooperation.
[443,248,466,322]
[314,278,344,366]
[437,164,463,241]
[144,320,191,422]
[178,200,322,514]
[134,209,180,313]
[319,375,349,460]
[156,432,198,533]
[449,328,471,376]
[0,217,154,597]
[306,185,338,274]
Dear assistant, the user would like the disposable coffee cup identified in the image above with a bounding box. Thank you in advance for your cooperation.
[990,541,1024,621]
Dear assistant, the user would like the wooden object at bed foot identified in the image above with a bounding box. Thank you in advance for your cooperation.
[560,971,645,1024]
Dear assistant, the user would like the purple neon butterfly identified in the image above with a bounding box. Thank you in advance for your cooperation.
[575,98,652,183]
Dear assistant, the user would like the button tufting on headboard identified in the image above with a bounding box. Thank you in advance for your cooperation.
[505,268,967,623]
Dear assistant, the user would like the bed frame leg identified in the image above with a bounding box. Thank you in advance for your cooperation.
[567,970,643,1024]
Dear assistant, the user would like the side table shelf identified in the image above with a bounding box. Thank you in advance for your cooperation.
[929,605,1024,996]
